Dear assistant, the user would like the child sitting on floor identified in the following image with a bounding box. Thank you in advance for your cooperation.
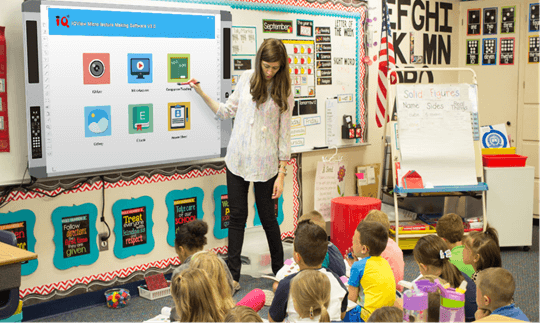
[474,268,529,322]
[224,306,263,322]
[272,210,346,292]
[170,268,223,322]
[436,213,475,278]
[360,209,404,292]
[413,235,477,322]
[345,221,396,322]
[462,224,502,283]
[268,219,348,322]
[290,269,331,322]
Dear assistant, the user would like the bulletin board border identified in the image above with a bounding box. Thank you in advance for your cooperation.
[18,158,299,298]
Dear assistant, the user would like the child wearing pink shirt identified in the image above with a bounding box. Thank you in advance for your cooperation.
[361,210,404,292]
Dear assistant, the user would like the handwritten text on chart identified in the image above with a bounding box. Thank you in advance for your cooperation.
[402,88,461,100]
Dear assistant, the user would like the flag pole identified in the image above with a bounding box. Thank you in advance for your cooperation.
[377,0,391,201]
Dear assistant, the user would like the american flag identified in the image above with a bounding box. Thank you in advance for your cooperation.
[376,0,397,128]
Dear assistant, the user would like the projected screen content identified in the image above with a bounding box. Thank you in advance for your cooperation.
[23,3,228,177]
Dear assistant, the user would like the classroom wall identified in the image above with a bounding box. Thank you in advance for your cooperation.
[0,0,465,299]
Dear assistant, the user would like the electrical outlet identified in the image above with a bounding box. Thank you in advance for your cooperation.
[98,233,109,251]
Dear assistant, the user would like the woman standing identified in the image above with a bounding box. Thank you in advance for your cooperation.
[188,38,293,288]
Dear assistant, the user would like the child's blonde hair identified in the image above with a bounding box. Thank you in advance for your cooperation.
[224,306,263,322]
[367,306,403,322]
[299,210,326,233]
[477,267,515,308]
[364,209,391,231]
[462,224,501,271]
[190,251,235,315]
[290,269,331,322]
[171,268,223,322]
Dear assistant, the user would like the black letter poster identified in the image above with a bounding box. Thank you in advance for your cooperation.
[121,207,147,248]
[174,197,197,235]
[62,214,90,259]
[221,194,230,229]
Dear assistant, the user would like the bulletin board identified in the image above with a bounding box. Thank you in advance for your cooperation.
[229,4,368,153]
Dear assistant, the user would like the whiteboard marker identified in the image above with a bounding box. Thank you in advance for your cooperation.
[178,81,200,85]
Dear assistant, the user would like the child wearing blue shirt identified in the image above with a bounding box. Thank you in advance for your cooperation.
[474,267,529,322]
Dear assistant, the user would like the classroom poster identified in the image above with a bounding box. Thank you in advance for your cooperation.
[482,38,497,65]
[112,196,155,259]
[0,209,38,275]
[529,36,539,64]
[467,9,481,35]
[500,38,515,65]
[52,203,99,270]
[530,3,539,32]
[165,187,205,247]
[232,26,257,56]
[283,39,315,98]
[466,40,479,65]
[501,6,515,34]
[483,8,498,35]
[213,185,229,239]
[314,161,345,221]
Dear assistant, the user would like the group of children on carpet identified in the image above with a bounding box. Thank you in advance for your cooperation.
[168,210,530,322]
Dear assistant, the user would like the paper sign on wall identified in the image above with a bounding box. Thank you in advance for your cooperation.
[314,161,345,221]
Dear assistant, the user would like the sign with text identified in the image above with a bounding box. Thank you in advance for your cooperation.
[62,214,90,259]
[314,161,345,221]
[482,38,497,65]
[0,221,28,251]
[467,9,481,35]
[121,207,147,248]
[499,38,515,65]
[530,3,539,32]
[221,194,230,229]
[234,59,252,71]
[529,36,539,64]
[174,197,197,235]
[501,6,515,34]
[466,40,479,65]
[263,20,293,34]
[0,209,38,275]
[297,20,313,37]
[483,8,497,35]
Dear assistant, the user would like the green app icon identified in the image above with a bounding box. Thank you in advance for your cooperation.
[128,104,153,134]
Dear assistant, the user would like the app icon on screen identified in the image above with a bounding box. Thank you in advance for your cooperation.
[128,54,153,84]
[85,106,111,138]
[167,54,190,83]
[83,53,110,85]
[129,104,153,134]
[168,102,191,131]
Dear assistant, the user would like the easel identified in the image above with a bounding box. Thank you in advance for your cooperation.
[379,67,488,245]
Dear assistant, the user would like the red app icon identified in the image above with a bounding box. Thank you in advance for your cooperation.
[83,53,110,85]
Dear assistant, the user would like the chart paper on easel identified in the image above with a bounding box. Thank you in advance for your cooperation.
[396,84,478,187]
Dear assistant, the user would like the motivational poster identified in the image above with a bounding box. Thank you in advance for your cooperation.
[0,209,38,275]
[62,214,91,259]
[213,185,229,239]
[165,187,205,247]
[52,203,98,270]
[112,196,154,259]
[121,207,147,248]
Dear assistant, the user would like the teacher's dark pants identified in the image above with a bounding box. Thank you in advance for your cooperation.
[226,168,284,282]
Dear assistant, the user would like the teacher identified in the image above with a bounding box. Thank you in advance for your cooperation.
[188,38,293,288]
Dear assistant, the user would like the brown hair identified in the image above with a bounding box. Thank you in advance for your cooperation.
[364,209,391,231]
[291,270,331,322]
[294,220,328,267]
[436,213,464,244]
[478,267,515,308]
[299,210,326,233]
[413,235,464,288]
[171,268,223,322]
[462,224,501,271]
[190,251,235,314]
[250,38,291,113]
[356,221,388,256]
[367,306,403,322]
[174,220,207,252]
[224,306,263,322]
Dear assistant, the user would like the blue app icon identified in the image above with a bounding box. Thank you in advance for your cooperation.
[85,106,111,138]
[128,53,153,84]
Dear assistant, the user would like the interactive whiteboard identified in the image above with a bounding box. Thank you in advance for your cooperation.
[22,0,232,177]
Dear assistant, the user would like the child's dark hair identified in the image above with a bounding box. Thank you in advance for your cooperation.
[174,220,208,251]
[367,306,403,322]
[294,219,328,267]
[224,305,263,322]
[356,221,388,256]
[413,235,464,288]
[462,224,501,271]
[436,213,464,244]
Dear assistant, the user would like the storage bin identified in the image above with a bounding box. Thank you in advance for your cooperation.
[138,281,171,300]
[482,147,516,155]
[482,154,528,167]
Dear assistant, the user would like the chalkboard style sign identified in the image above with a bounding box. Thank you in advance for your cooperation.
[52,203,98,270]
[253,195,284,227]
[467,9,481,35]
[483,8,498,35]
[501,6,515,34]
[112,196,154,259]
[166,187,205,247]
[482,38,497,65]
[213,185,229,239]
[530,3,539,32]
[0,209,38,275]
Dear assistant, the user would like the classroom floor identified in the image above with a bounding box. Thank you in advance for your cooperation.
[30,223,539,322]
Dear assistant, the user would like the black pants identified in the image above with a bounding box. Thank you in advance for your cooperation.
[226,167,284,282]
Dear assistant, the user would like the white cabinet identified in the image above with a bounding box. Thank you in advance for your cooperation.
[484,166,534,248]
